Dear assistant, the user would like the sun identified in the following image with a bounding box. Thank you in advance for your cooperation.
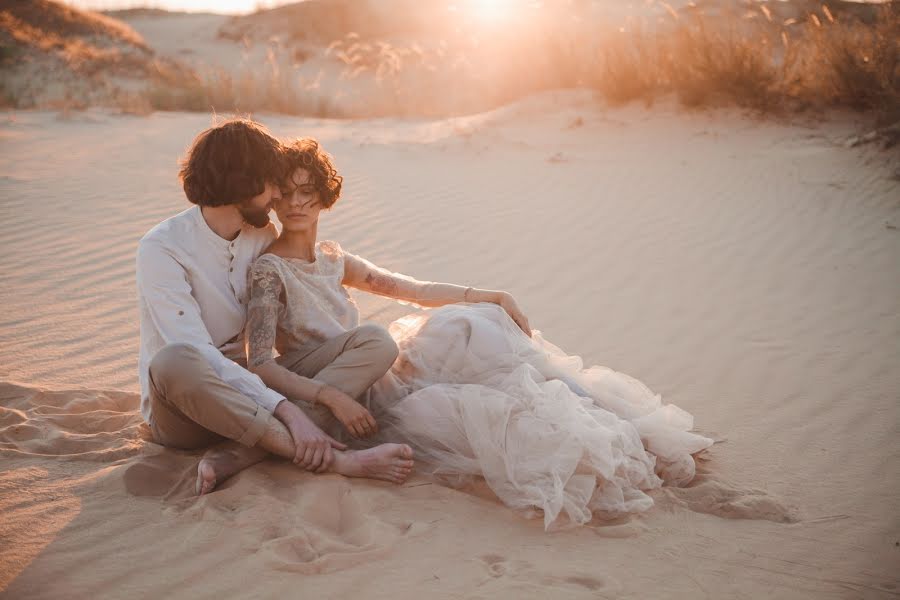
[469,0,515,21]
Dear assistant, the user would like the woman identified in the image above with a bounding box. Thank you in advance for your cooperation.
[246,138,713,528]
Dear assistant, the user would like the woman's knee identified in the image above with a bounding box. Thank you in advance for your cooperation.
[355,323,399,366]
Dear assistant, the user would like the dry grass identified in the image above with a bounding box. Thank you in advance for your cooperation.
[783,4,900,120]
[662,10,783,110]
[138,50,341,117]
[0,10,150,78]
[2,0,897,126]
[204,0,896,123]
[0,0,147,48]
[237,2,895,122]
[593,26,664,107]
[583,3,898,122]
[581,3,899,121]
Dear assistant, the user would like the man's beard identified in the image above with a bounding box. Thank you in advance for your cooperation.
[238,202,271,229]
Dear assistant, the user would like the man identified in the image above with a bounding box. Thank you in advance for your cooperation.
[137,118,413,494]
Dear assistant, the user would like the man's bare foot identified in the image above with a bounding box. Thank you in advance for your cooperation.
[196,442,268,495]
[196,460,217,496]
[331,443,414,484]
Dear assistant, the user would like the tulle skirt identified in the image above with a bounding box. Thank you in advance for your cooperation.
[368,302,713,528]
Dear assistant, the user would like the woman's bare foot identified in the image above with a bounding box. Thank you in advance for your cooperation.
[331,443,414,484]
[196,442,268,495]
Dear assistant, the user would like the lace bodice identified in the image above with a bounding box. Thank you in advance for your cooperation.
[246,241,359,367]
[246,240,469,368]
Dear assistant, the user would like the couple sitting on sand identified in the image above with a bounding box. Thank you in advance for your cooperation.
[137,118,712,528]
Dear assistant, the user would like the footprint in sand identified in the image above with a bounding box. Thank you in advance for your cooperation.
[562,575,610,592]
[481,553,520,577]
[240,477,425,574]
[122,453,196,499]
[477,554,617,595]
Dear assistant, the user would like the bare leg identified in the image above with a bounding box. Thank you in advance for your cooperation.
[195,416,300,495]
[256,419,415,483]
[196,418,414,493]
[196,442,268,495]
[328,444,414,484]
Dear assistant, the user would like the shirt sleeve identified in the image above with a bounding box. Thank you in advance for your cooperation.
[245,259,284,370]
[136,239,285,413]
[341,249,469,305]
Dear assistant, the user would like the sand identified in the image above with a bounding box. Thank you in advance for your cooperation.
[1,94,898,598]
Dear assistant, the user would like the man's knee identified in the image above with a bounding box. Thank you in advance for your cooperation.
[355,323,399,367]
[149,342,207,386]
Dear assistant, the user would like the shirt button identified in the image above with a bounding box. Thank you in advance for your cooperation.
[178,310,184,316]
[229,267,234,272]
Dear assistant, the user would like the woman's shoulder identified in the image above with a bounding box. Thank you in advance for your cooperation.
[318,240,345,260]
[318,239,343,254]
[250,253,287,278]
[252,251,283,268]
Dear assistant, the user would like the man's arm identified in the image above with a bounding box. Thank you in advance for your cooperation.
[136,238,285,413]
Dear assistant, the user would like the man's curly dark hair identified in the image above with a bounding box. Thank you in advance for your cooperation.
[282,138,343,208]
[179,118,285,207]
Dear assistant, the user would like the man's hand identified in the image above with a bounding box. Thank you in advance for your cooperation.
[274,400,346,472]
[497,292,532,337]
[316,384,378,439]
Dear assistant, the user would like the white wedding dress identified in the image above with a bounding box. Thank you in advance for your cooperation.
[369,303,713,527]
[248,241,714,528]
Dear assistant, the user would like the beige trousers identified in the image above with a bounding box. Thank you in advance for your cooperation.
[148,323,399,449]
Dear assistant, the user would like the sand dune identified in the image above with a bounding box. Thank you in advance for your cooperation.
[1,95,898,598]
[0,0,190,110]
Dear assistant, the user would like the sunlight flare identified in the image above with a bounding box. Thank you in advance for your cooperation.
[469,0,515,21]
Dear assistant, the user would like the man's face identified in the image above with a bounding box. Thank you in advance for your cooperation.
[238,181,280,228]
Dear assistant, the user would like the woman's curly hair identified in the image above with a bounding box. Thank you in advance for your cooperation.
[282,138,343,209]
[179,118,285,207]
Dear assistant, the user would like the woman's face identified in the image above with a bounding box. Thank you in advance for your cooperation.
[276,167,322,232]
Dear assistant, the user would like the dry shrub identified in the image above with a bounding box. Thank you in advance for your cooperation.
[785,4,899,120]
[662,11,781,110]
[594,26,663,106]
[580,3,898,121]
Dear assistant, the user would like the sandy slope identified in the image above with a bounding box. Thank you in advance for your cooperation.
[112,11,243,70]
[0,94,898,598]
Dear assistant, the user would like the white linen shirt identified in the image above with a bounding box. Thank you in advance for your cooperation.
[136,205,285,423]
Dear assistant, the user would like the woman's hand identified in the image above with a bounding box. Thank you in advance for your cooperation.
[497,291,532,337]
[317,384,379,439]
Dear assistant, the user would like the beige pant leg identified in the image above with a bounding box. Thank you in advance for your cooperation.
[276,323,399,438]
[148,343,273,450]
